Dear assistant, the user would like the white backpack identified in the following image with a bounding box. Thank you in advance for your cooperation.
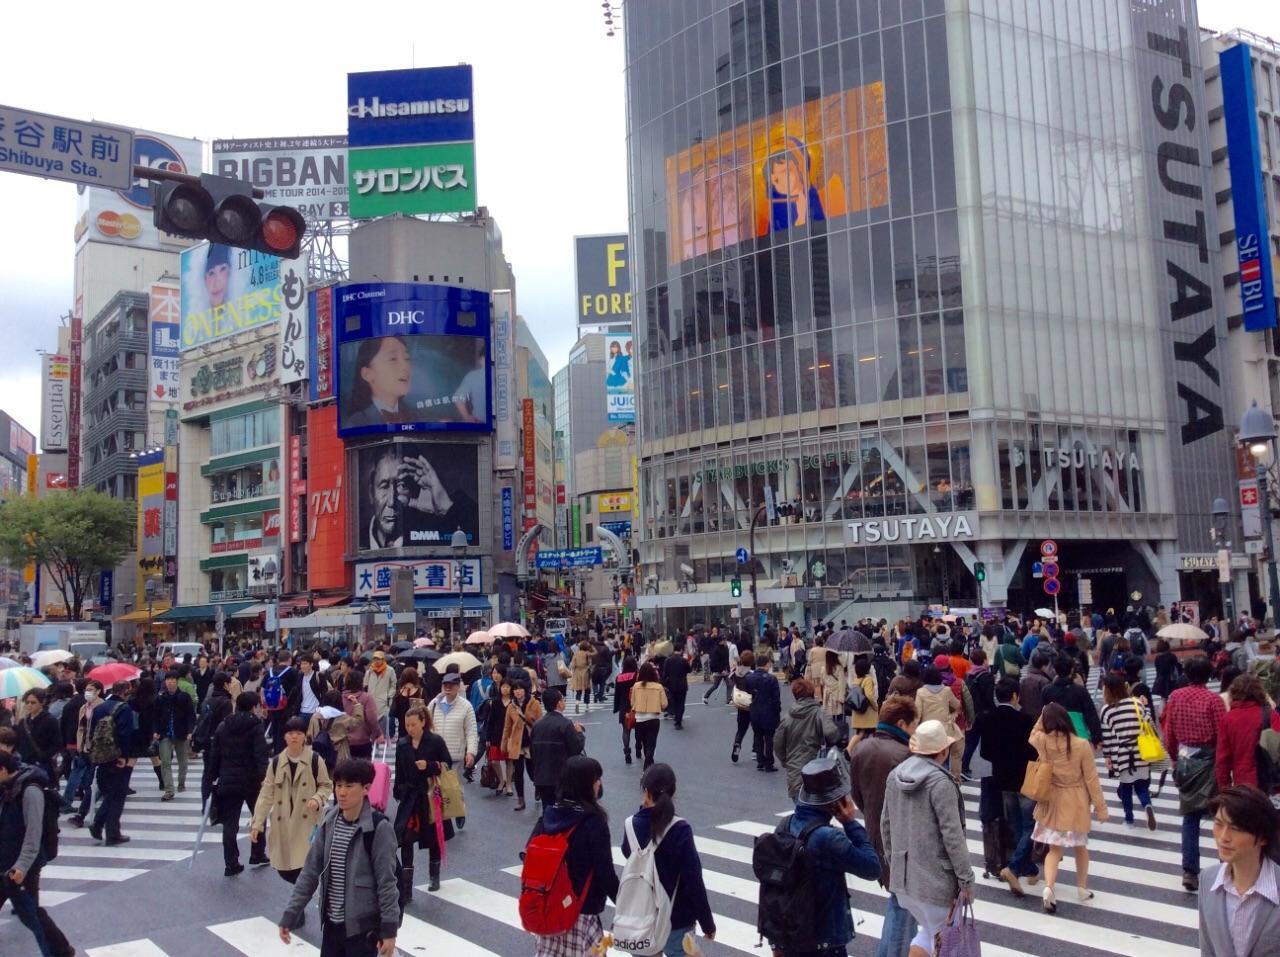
[611,814,681,955]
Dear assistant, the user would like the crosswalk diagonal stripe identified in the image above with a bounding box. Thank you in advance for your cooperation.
[209,916,318,956]
[87,939,173,957]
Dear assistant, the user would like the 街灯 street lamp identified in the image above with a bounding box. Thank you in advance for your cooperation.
[1210,496,1235,623]
[1238,400,1280,631]
[451,527,468,643]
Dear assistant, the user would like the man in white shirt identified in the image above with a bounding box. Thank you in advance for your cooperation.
[428,672,478,827]
[1199,785,1280,957]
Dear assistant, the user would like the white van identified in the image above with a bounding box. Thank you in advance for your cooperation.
[158,642,206,661]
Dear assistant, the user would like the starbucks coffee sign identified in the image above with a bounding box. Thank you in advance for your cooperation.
[846,512,978,546]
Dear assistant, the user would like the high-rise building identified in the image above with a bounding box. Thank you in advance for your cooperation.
[0,411,35,624]
[627,0,1236,628]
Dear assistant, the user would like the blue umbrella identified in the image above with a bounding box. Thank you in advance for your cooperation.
[0,666,52,699]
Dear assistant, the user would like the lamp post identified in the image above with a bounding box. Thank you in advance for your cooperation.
[451,527,468,643]
[1210,496,1235,623]
[1238,400,1280,631]
[262,555,280,649]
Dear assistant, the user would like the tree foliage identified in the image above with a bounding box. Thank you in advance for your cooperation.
[0,489,133,620]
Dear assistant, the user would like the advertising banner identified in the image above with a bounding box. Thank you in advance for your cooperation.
[1241,479,1262,539]
[335,282,491,437]
[348,141,476,218]
[98,570,113,612]
[535,547,603,570]
[68,305,81,487]
[180,337,278,414]
[7,421,33,459]
[604,332,634,423]
[306,406,346,591]
[74,129,203,252]
[278,253,310,384]
[575,234,631,326]
[347,65,474,148]
[354,558,481,598]
[352,440,480,551]
[40,353,69,452]
[248,552,280,590]
[598,491,633,513]
[180,242,283,351]
[501,486,514,551]
[148,285,180,404]
[522,399,536,528]
[213,136,349,221]
[309,284,336,402]
[492,289,516,470]
[136,454,164,608]
[163,469,177,561]
[1220,43,1277,332]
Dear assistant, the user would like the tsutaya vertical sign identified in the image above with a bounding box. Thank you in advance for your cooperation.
[1129,0,1235,553]
[492,289,516,470]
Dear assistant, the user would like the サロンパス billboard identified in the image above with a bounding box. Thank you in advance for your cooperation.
[180,242,283,351]
[352,440,480,552]
[335,283,490,438]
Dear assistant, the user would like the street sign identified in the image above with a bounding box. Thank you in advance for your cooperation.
[1042,561,1060,579]
[1217,549,1232,584]
[735,547,749,565]
[1043,577,1061,596]
[1079,577,1093,604]
[215,604,226,641]
[1031,561,1044,578]
[0,105,135,189]
[1040,540,1058,558]
[763,485,777,523]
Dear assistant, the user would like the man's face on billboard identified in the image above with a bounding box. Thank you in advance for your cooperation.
[371,453,401,540]
[205,263,230,306]
[360,338,412,404]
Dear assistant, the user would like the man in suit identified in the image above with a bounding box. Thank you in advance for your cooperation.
[977,678,1039,897]
[1199,785,1280,957]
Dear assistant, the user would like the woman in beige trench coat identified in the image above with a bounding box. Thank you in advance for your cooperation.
[570,642,593,713]
[1029,702,1109,914]
[251,717,333,893]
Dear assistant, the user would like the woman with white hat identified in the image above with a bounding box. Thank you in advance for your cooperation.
[882,719,975,957]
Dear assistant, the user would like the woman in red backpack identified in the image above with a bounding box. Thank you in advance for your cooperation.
[523,756,618,956]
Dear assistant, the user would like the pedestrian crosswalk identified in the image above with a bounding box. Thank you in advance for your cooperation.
[64,748,1212,957]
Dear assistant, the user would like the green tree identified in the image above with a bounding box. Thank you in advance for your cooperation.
[0,488,133,621]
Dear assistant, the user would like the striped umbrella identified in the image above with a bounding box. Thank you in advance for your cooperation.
[0,666,52,700]
[0,656,20,670]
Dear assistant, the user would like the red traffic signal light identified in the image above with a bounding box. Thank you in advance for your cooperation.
[152,174,307,259]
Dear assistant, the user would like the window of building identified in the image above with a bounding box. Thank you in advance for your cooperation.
[209,460,281,504]
[210,408,280,456]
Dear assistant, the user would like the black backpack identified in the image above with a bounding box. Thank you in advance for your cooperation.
[15,768,61,863]
[191,699,217,753]
[752,815,832,952]
[364,811,408,926]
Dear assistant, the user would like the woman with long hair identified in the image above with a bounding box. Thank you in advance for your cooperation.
[526,756,618,956]
[1152,638,1183,701]
[619,764,716,955]
[1216,673,1280,791]
[1098,674,1157,830]
[1030,703,1110,912]
[389,667,424,741]
[729,649,755,763]
[631,662,668,770]
[485,678,513,795]
[570,641,592,714]
[502,682,543,811]
[393,702,454,895]
[613,655,639,765]
[129,676,162,790]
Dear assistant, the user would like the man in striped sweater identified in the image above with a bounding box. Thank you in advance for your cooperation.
[427,672,478,828]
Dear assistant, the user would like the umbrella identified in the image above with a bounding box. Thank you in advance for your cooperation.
[1158,622,1209,644]
[0,657,20,670]
[488,621,529,639]
[396,647,442,666]
[390,640,413,653]
[826,630,859,653]
[31,649,74,669]
[413,636,435,648]
[465,630,493,646]
[1034,607,1055,619]
[434,651,482,674]
[0,667,51,700]
[87,662,141,685]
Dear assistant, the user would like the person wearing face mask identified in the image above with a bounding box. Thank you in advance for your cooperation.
[66,681,102,829]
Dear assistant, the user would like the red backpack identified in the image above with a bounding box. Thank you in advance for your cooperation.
[519,822,592,935]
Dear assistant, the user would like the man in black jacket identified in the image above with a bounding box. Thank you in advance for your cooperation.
[154,671,196,801]
[977,679,1040,897]
[662,649,690,729]
[702,636,732,705]
[961,649,996,779]
[197,673,236,804]
[528,690,585,810]
[207,692,269,875]
[15,689,61,783]
[1041,653,1103,745]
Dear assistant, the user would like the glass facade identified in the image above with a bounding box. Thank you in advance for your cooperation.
[210,408,280,457]
[626,0,1225,612]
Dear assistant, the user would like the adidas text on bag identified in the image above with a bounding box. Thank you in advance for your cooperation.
[519,822,592,936]
[611,815,681,955]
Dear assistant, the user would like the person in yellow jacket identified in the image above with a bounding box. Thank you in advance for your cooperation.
[251,716,334,898]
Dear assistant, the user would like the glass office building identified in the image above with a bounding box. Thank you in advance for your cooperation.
[627,0,1237,623]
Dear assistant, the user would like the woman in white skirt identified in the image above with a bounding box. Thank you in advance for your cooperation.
[1029,702,1110,913]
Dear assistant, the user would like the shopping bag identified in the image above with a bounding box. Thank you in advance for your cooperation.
[936,899,981,957]
[437,767,466,820]
[1173,749,1216,815]
[1132,698,1167,763]
[369,742,392,813]
[480,758,501,790]
[1019,759,1053,803]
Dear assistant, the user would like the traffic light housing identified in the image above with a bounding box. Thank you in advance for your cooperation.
[730,578,742,598]
[152,174,307,259]
[974,561,986,582]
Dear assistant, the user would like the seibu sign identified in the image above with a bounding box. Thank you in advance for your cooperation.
[846,512,977,546]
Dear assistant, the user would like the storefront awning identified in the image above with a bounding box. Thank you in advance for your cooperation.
[155,601,254,621]
[231,603,270,619]
[114,609,166,624]
[414,597,493,613]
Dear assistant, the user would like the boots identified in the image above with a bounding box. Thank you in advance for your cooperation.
[428,860,441,892]
[624,749,633,765]
[153,765,164,787]
[731,741,741,763]
[399,865,414,907]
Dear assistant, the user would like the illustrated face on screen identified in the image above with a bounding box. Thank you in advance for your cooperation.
[359,338,412,406]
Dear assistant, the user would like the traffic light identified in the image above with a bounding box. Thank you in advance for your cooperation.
[974,562,986,582]
[152,174,307,259]
[730,578,742,598]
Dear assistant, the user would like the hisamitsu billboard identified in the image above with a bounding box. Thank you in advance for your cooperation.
[347,65,474,148]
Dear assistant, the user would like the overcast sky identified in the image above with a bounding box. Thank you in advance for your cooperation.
[0,0,1275,448]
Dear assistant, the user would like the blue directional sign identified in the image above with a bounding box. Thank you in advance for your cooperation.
[535,547,603,570]
[735,547,750,565]
[0,105,134,190]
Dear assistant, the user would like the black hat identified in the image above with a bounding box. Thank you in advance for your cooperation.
[797,756,849,806]
[205,243,231,274]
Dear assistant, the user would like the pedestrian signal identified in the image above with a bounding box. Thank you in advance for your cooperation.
[974,562,986,582]
[730,579,742,598]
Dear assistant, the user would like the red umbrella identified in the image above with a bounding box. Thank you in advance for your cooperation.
[87,662,141,685]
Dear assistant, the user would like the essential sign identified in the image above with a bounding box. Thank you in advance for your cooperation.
[0,104,134,189]
[40,353,70,452]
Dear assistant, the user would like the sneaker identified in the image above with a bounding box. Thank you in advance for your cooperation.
[225,863,245,877]
[999,867,1025,898]
[161,791,175,802]
[88,824,103,842]
[1146,805,1158,831]
[104,835,131,846]
[1042,885,1056,914]
[177,785,186,792]
[249,854,270,868]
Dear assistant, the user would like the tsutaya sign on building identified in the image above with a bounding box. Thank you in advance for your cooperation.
[1039,446,1141,471]
[846,512,977,545]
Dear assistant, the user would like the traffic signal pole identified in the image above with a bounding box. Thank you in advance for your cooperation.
[132,163,265,198]
[748,504,765,611]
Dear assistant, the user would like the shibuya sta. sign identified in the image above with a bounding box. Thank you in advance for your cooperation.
[846,512,977,546]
